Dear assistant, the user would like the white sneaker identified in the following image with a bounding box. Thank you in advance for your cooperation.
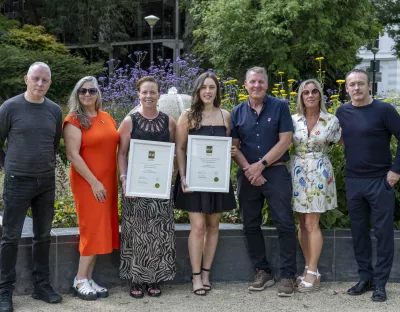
[71,278,97,301]
[89,279,109,298]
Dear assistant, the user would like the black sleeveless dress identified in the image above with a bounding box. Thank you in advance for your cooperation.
[174,120,237,214]
[119,111,176,284]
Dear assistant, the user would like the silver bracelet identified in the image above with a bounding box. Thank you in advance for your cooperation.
[120,174,127,181]
[180,176,186,181]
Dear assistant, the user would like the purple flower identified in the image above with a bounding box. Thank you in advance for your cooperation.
[99,51,204,125]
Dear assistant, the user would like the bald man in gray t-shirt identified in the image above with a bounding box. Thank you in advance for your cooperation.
[0,62,63,312]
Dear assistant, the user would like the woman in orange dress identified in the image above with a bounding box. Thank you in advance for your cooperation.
[63,76,119,300]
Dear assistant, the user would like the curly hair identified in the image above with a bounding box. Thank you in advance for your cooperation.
[68,76,102,129]
[187,72,221,130]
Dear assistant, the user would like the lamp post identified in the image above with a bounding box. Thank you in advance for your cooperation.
[371,46,379,97]
[174,0,181,76]
[144,15,160,64]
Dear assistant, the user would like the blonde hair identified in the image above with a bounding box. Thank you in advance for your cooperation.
[296,79,327,116]
[68,76,102,129]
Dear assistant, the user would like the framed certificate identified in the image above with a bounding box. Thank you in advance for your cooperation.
[186,135,232,193]
[126,139,175,199]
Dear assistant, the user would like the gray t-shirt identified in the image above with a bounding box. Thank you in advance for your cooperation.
[0,94,62,177]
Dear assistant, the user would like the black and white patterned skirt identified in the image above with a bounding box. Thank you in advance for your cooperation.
[119,196,176,283]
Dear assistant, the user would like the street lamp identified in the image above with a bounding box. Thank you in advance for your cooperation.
[371,46,379,97]
[144,15,160,64]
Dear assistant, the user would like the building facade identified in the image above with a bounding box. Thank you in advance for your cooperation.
[1,0,184,66]
[357,32,400,94]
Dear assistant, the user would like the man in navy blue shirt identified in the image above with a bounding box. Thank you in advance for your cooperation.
[336,68,400,302]
[231,67,296,297]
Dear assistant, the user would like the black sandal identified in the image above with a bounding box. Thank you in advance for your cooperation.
[202,268,212,291]
[147,283,162,297]
[130,283,144,299]
[192,272,207,296]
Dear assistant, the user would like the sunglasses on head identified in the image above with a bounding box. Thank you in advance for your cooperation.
[78,88,98,96]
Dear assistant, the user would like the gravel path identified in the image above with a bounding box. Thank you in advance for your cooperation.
[12,282,399,312]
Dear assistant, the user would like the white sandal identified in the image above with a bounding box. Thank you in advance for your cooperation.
[71,278,98,300]
[298,270,321,293]
[89,279,109,298]
[296,266,308,285]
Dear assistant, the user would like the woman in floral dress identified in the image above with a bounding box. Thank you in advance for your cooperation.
[290,79,341,292]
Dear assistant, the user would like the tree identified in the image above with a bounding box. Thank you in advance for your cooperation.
[190,0,381,85]
[18,0,141,44]
[3,25,68,53]
[372,0,400,58]
[0,2,19,31]
[0,44,103,104]
[0,14,103,104]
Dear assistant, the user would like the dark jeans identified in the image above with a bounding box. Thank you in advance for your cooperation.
[0,174,55,292]
[237,165,296,279]
[346,176,395,286]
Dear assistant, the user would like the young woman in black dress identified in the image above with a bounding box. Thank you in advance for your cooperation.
[174,72,237,295]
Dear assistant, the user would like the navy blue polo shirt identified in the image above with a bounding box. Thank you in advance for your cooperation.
[230,95,293,164]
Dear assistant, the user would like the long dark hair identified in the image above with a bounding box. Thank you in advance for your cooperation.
[187,72,221,130]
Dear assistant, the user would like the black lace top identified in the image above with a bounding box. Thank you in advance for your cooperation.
[130,111,170,143]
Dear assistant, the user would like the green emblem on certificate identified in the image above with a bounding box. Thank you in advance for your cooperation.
[214,177,219,182]
[155,183,160,188]
[206,146,213,155]
[148,151,155,159]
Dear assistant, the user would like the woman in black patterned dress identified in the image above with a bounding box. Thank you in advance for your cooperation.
[117,76,176,298]
[174,72,237,295]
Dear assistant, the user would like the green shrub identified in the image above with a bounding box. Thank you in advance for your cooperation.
[0,45,103,105]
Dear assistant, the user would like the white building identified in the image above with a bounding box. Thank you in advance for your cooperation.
[357,32,400,94]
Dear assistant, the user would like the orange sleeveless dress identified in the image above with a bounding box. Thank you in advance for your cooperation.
[63,110,120,256]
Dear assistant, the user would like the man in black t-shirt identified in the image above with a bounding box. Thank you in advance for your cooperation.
[336,68,400,302]
[0,62,63,312]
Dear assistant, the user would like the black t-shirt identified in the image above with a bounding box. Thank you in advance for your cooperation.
[336,99,400,178]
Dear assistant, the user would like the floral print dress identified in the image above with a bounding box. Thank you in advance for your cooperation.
[290,111,341,213]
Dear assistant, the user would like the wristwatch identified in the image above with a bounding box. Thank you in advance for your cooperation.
[261,159,268,167]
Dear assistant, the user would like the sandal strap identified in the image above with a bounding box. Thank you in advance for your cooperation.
[306,270,322,278]
[73,278,96,295]
[203,284,211,290]
[89,279,107,293]
[306,270,318,276]
[299,280,313,288]
[148,283,160,289]
[74,277,89,286]
[202,268,211,272]
[193,288,207,295]
[192,272,202,276]
[131,283,143,291]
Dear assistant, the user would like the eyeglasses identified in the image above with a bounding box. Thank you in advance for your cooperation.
[302,89,319,96]
[78,88,98,96]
